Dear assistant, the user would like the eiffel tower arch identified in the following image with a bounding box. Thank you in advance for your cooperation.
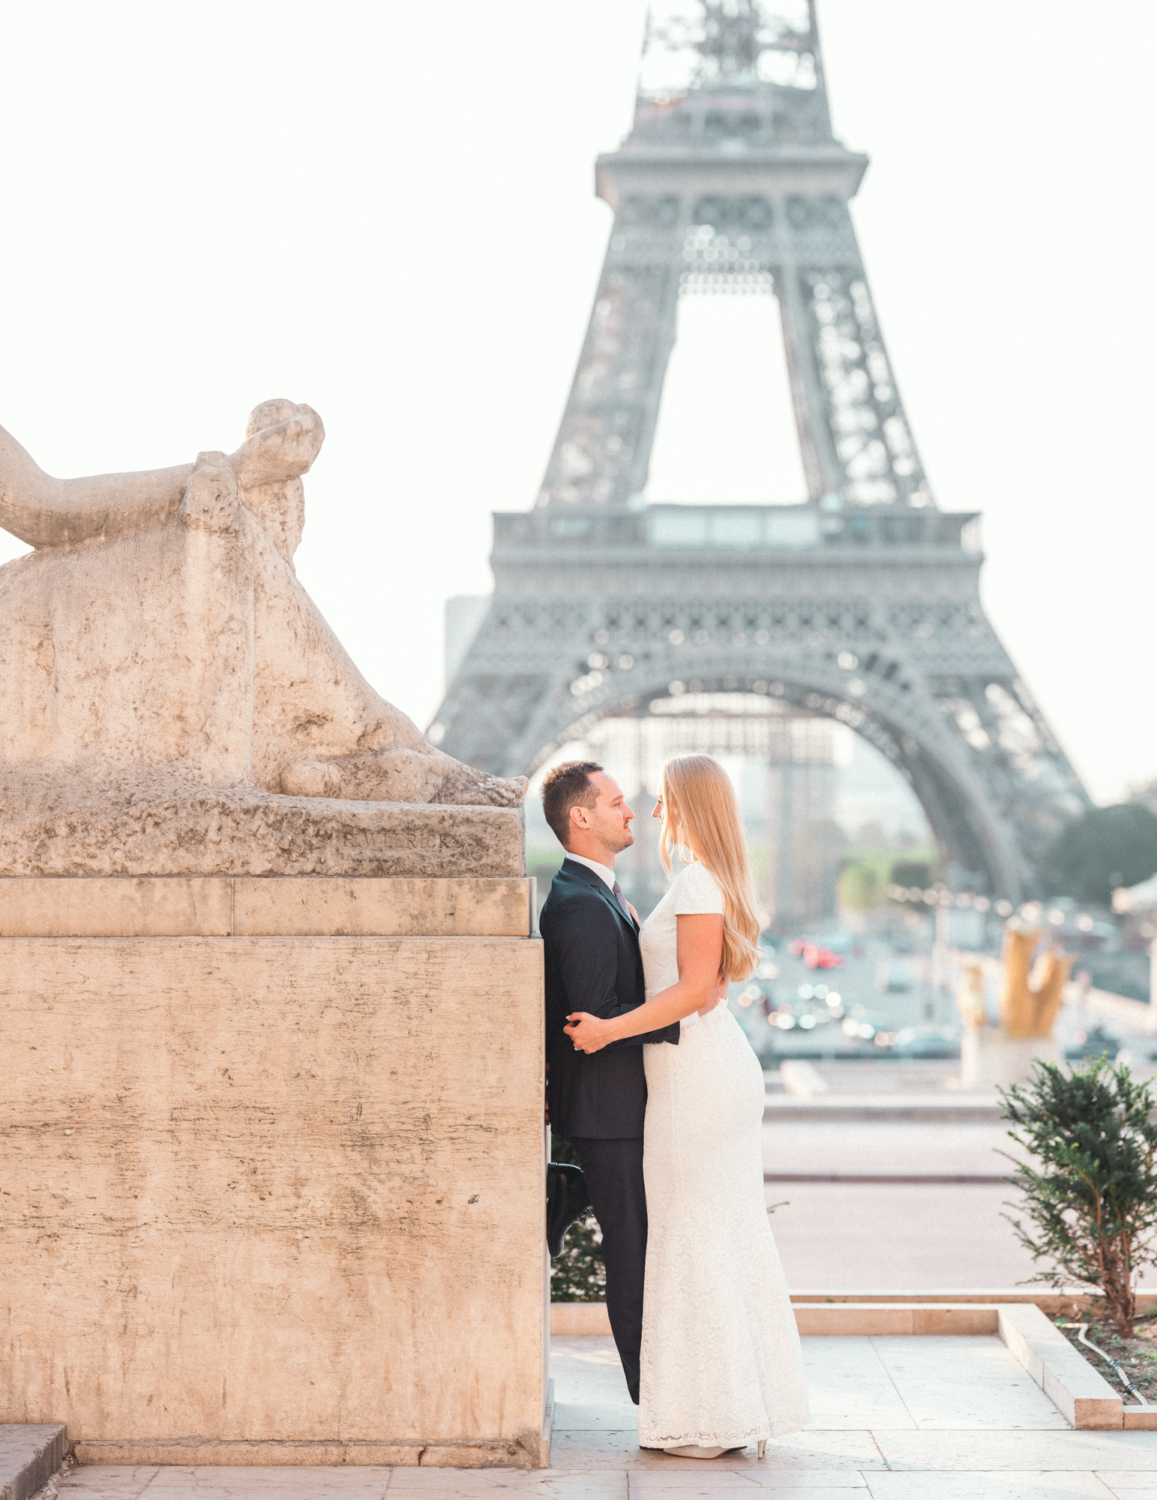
[430,0,1089,900]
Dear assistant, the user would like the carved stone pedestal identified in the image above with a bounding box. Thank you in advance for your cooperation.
[0,877,546,1468]
[960,1024,1060,1091]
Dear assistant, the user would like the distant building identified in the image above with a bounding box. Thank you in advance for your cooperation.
[443,595,490,692]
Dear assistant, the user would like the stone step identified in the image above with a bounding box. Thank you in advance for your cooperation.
[0,1425,66,1500]
[763,1093,1002,1122]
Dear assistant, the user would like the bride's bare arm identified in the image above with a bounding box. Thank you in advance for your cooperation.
[565,913,724,1053]
[0,404,323,548]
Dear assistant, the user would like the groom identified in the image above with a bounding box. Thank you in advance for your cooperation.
[539,760,678,1405]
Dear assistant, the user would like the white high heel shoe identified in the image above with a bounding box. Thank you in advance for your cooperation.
[661,1438,769,1460]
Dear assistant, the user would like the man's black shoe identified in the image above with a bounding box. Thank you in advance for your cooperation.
[546,1162,592,1258]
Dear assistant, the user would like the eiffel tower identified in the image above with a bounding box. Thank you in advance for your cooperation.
[430,0,1088,900]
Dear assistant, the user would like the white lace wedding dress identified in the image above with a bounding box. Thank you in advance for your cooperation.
[636,860,811,1450]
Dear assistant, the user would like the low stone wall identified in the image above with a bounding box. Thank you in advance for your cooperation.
[0,877,546,1468]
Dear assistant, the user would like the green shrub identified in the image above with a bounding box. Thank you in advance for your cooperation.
[548,1135,605,1303]
[1000,1059,1157,1337]
[549,1214,607,1303]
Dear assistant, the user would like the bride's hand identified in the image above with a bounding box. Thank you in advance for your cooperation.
[565,1012,611,1053]
[701,966,730,1014]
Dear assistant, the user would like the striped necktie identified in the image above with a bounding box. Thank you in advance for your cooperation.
[611,879,633,923]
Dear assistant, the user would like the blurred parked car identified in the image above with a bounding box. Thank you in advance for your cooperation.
[875,1025,960,1059]
[1065,1024,1121,1061]
[876,958,912,993]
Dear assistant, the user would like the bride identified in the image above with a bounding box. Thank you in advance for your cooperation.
[564,753,810,1459]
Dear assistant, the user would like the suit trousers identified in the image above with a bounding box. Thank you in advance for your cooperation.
[568,1135,647,1405]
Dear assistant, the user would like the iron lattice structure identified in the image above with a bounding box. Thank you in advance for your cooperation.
[431,0,1088,898]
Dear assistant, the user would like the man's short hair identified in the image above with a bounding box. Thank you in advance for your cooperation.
[541,760,603,847]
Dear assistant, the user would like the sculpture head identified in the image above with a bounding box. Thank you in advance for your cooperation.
[240,398,308,564]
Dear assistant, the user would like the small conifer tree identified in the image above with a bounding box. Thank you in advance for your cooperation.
[1000,1058,1157,1337]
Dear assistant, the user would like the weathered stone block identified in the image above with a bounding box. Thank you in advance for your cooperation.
[0,781,525,880]
[0,877,535,939]
[230,876,535,938]
[0,901,545,1467]
[0,876,233,937]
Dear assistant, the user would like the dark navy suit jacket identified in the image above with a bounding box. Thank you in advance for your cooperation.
[540,857,678,1141]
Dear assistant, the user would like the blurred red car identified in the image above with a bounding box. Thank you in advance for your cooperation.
[788,939,845,970]
[798,942,846,978]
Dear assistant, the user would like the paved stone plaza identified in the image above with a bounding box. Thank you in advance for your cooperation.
[760,1061,1157,1291]
[45,1334,1157,1498]
[762,1114,1033,1288]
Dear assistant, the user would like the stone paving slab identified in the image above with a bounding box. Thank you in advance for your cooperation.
[630,1487,870,1499]
[54,1471,157,1499]
[141,1468,397,1499]
[545,1431,887,1472]
[551,1404,636,1432]
[387,1472,627,1493]
[767,1182,1036,1288]
[387,1476,627,1497]
[873,1430,1157,1470]
[870,1335,1068,1431]
[626,1475,871,1491]
[863,1475,1114,1497]
[800,1339,912,1431]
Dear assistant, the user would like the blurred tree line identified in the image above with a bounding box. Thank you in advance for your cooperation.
[1044,794,1157,905]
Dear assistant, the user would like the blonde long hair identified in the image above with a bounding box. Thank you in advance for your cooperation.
[658,754,761,982]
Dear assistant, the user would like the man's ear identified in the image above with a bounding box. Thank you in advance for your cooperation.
[569,802,590,832]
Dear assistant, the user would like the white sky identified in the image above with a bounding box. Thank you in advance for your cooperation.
[1,2,1154,805]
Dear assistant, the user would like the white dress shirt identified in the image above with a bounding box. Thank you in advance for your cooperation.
[564,852,617,891]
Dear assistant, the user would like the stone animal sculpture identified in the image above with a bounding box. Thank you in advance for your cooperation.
[998,924,1072,1039]
[0,401,525,877]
